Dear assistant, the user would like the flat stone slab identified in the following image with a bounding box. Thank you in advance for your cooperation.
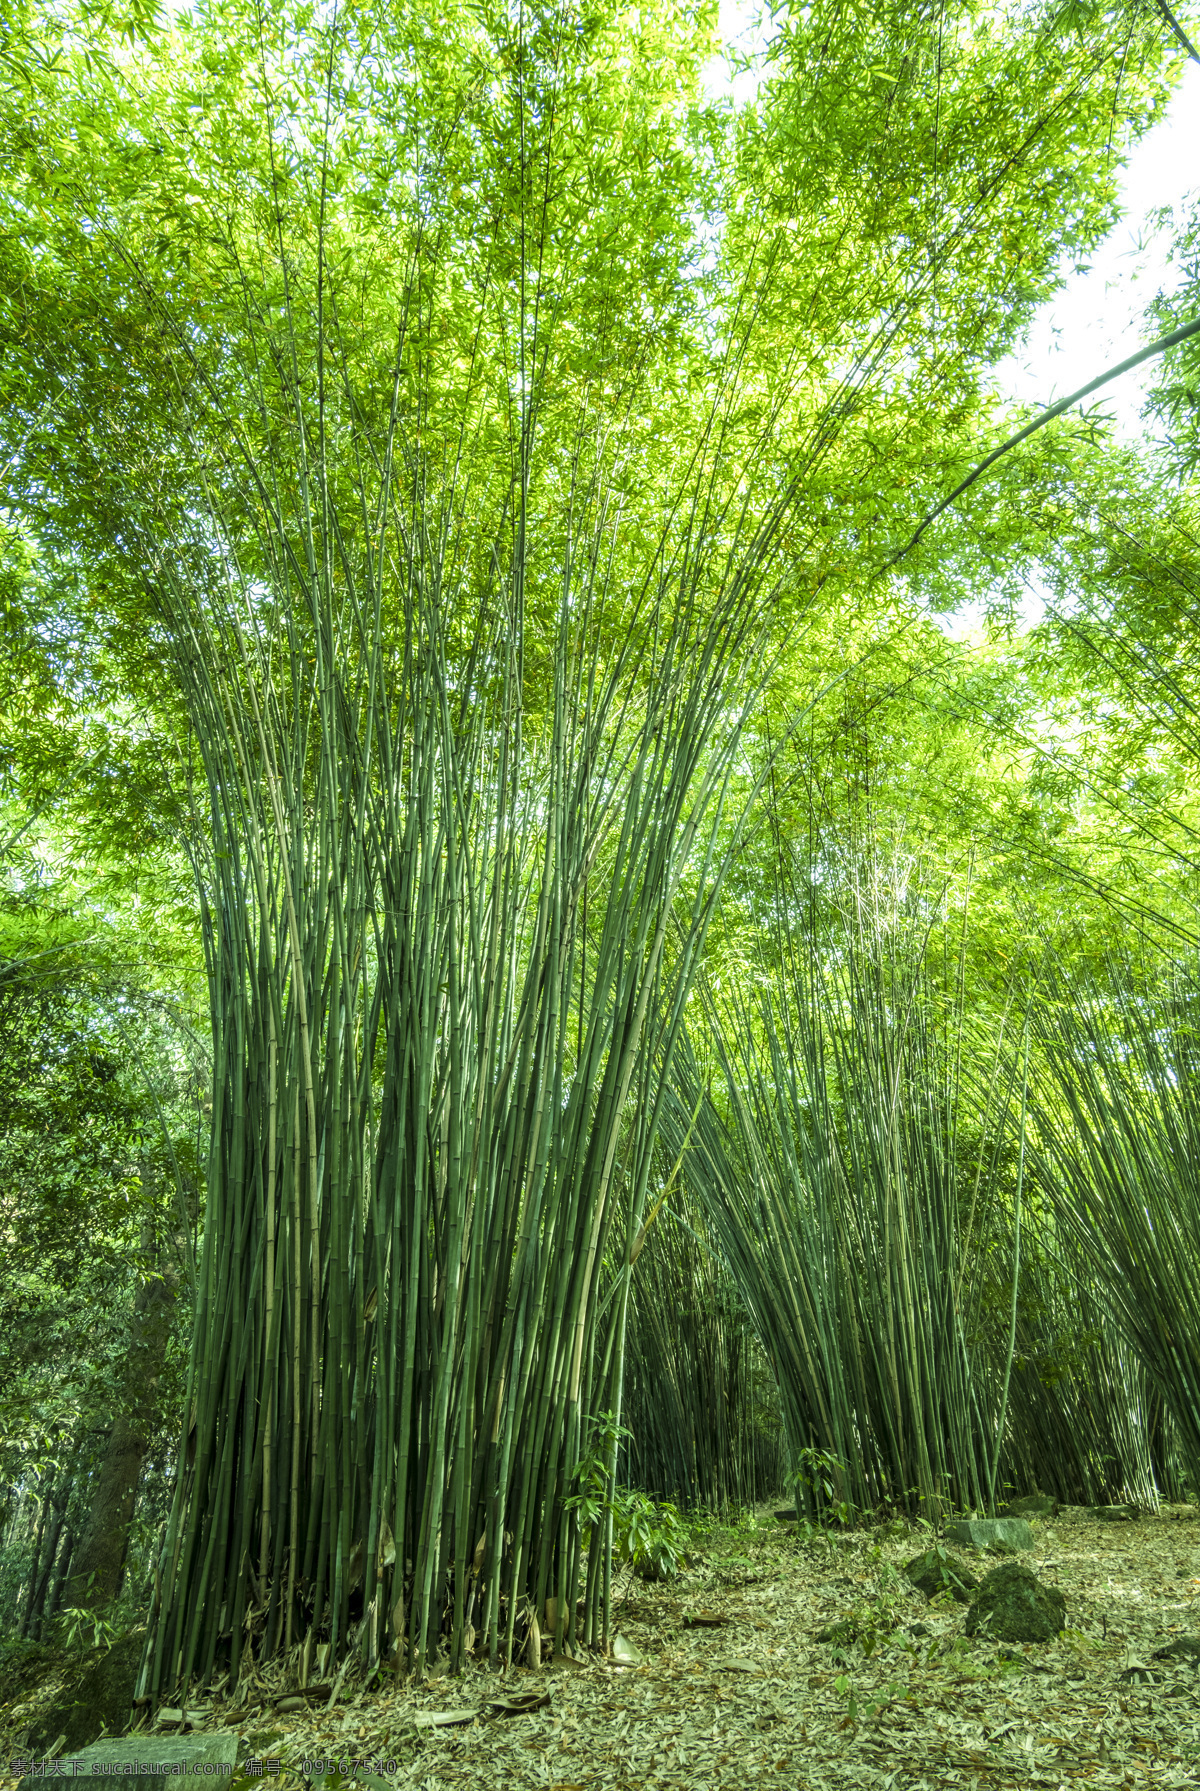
[16,1732,236,1791]
[944,1517,1033,1553]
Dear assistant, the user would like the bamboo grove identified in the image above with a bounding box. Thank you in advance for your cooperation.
[5,0,1200,1698]
[662,815,1200,1533]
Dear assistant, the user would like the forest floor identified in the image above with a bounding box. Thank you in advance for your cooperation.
[5,1503,1200,1789]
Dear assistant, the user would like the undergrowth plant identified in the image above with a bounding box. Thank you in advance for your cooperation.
[57,1605,119,1653]
[565,1415,690,1586]
[793,1446,857,1526]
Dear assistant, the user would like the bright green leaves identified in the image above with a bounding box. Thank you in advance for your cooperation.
[703,0,1175,624]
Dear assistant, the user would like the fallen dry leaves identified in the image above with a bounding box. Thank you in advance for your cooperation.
[5,1503,1200,1790]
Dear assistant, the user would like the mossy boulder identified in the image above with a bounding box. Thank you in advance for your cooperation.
[964,1562,1066,1644]
[903,1546,979,1604]
[25,1629,145,1754]
[878,1517,912,1540]
[0,1636,62,1703]
[999,1493,1058,1519]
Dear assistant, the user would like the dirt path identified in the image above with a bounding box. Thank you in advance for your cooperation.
[6,1504,1200,1789]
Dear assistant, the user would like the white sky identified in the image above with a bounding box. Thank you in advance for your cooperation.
[700,0,771,106]
[701,9,1200,636]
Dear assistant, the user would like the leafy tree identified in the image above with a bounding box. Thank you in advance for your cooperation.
[0,847,201,1635]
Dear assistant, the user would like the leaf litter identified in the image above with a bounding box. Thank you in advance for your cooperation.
[4,1503,1200,1788]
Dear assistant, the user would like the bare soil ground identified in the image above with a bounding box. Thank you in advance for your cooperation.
[5,1503,1200,1789]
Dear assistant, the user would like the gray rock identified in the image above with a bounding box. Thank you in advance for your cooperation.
[964,1561,1066,1644]
[24,1630,146,1755]
[903,1546,979,1604]
[17,1732,236,1791]
[944,1517,1034,1553]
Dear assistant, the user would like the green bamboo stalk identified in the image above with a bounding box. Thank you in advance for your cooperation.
[987,1020,1028,1516]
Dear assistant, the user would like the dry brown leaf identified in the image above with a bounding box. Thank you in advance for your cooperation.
[377,1516,395,1568]
[8,1504,1200,1791]
[525,1610,542,1669]
[271,1684,333,1705]
[487,1691,552,1717]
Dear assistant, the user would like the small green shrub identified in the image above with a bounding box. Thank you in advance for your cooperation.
[565,1412,690,1581]
[793,1447,857,1526]
[617,1490,689,1580]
